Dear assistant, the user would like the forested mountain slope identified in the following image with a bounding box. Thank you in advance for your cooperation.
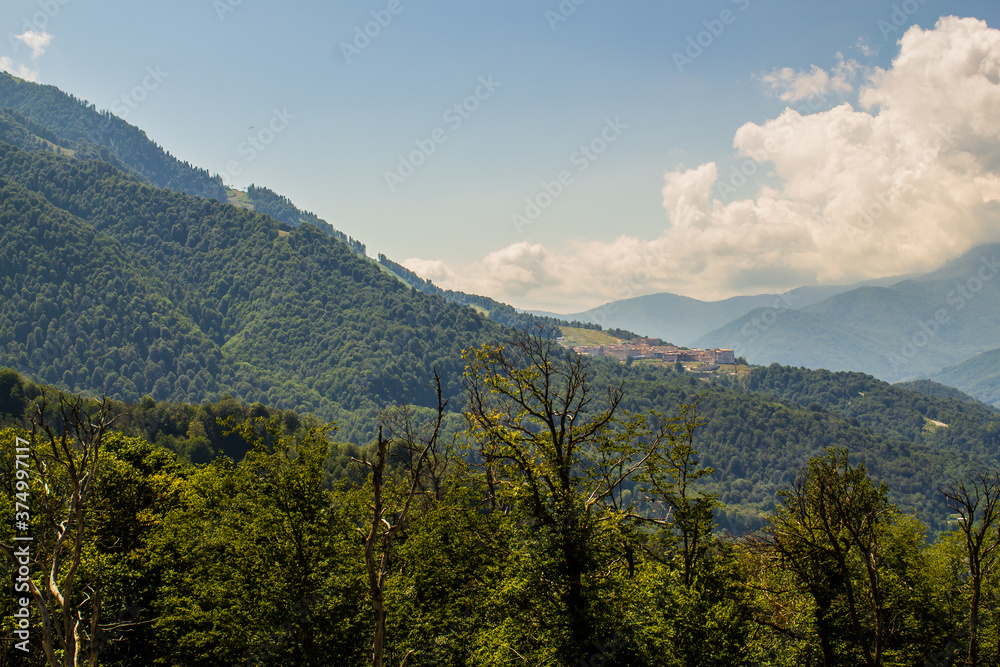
[582,360,1000,532]
[0,139,506,425]
[0,72,226,200]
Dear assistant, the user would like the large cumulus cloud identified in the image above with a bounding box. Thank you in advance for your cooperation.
[406,16,1000,311]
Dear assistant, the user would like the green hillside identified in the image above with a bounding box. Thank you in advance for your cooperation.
[557,326,624,346]
[0,137,505,436]
[0,71,226,200]
[928,346,1000,408]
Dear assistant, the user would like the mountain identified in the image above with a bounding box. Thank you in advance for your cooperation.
[895,378,998,408]
[0,72,370,248]
[236,184,367,254]
[0,72,226,201]
[694,244,1000,382]
[0,72,639,342]
[545,278,905,346]
[4,76,1000,535]
[0,132,505,442]
[926,347,1000,408]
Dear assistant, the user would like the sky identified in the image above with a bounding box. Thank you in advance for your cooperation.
[3,1,1000,313]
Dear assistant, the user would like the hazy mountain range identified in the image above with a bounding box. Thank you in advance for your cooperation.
[541,247,1000,407]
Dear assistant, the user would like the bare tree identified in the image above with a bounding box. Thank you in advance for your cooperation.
[353,372,449,667]
[941,472,1000,667]
[1,396,123,667]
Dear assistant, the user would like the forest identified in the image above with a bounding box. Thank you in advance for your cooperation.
[1,330,999,667]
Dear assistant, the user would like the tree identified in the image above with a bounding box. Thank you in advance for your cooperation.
[941,472,1000,667]
[0,396,115,667]
[747,448,894,667]
[151,416,365,666]
[463,328,656,662]
[634,402,716,589]
[352,373,449,667]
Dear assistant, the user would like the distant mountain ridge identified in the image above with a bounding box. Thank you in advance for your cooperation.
[926,347,1000,408]
[694,244,1000,383]
[0,72,226,201]
[542,277,906,347]
[0,72,369,249]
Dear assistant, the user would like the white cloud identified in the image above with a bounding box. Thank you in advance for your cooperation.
[759,53,859,103]
[0,57,38,82]
[409,16,1000,312]
[760,65,834,103]
[857,38,877,58]
[13,30,52,59]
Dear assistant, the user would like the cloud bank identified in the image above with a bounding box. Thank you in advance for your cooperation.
[407,16,1000,312]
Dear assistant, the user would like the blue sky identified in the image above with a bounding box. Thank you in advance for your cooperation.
[4,1,1000,312]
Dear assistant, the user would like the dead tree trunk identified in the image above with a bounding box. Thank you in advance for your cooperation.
[355,374,447,667]
[1,396,115,667]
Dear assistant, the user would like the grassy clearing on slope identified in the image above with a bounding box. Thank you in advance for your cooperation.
[558,326,623,347]
[227,188,254,210]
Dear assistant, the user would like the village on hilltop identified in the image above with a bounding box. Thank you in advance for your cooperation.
[569,337,736,368]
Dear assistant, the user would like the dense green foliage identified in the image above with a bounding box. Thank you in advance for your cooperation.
[1,354,997,666]
[0,107,133,176]
[898,377,998,406]
[745,364,1000,460]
